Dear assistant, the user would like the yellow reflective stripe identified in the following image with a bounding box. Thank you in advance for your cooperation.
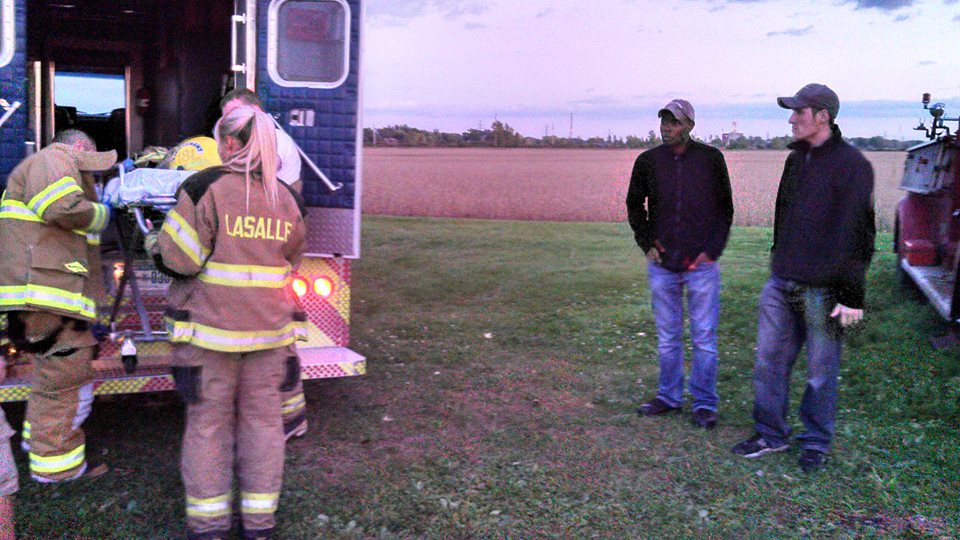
[85,233,101,246]
[186,494,231,518]
[64,261,88,273]
[29,177,82,218]
[162,210,209,266]
[165,318,307,352]
[29,444,85,473]
[21,421,30,439]
[85,202,109,234]
[0,199,45,223]
[0,285,97,319]
[199,262,291,288]
[240,492,279,514]
[281,394,306,414]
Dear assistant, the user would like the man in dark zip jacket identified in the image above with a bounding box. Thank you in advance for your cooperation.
[626,99,734,429]
[731,83,875,473]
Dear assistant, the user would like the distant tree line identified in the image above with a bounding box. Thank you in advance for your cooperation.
[365,124,921,151]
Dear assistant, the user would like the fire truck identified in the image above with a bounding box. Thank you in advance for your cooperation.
[895,93,960,339]
[0,0,365,401]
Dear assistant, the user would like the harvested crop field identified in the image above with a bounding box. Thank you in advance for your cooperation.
[363,147,906,231]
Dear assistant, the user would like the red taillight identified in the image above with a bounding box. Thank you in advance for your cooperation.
[313,276,334,298]
[291,276,308,298]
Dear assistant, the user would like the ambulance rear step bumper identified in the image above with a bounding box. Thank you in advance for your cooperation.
[0,346,365,403]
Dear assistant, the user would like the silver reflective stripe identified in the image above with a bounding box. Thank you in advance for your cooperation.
[0,285,96,319]
[164,319,307,352]
[186,494,231,517]
[240,492,279,514]
[162,210,208,266]
[281,394,306,414]
[72,383,94,430]
[29,177,83,218]
[29,444,85,474]
[0,201,44,222]
[199,262,291,288]
[86,202,109,233]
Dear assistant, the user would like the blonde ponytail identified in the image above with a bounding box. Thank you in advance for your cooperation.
[214,105,281,210]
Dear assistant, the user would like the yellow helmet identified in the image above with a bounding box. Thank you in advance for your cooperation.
[163,136,221,170]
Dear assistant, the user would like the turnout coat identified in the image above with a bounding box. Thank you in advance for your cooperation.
[0,144,113,322]
[155,166,308,352]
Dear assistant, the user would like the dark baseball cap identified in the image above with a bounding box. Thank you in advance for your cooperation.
[777,83,839,119]
[658,99,695,125]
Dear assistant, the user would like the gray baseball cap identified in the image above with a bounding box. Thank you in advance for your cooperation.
[777,83,839,119]
[658,99,695,125]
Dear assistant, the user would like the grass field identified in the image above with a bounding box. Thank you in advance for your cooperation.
[363,148,906,231]
[8,216,959,538]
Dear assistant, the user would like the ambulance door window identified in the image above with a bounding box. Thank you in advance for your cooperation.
[0,0,14,68]
[267,0,349,88]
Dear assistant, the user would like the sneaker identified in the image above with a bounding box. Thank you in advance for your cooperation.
[691,408,717,430]
[636,397,680,416]
[799,449,826,473]
[731,433,789,458]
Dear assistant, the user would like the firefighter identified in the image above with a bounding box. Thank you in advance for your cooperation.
[147,105,306,540]
[220,88,308,441]
[0,129,115,482]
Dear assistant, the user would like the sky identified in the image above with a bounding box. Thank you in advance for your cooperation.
[363,0,960,140]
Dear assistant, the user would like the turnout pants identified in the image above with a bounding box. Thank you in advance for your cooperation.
[19,312,97,483]
[280,354,307,439]
[174,345,288,539]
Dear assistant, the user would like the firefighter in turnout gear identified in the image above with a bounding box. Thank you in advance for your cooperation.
[148,105,306,540]
[220,88,308,441]
[0,129,115,482]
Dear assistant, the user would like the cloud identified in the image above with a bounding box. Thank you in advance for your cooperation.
[954,13,960,21]
[846,0,914,10]
[535,8,554,18]
[894,13,911,21]
[443,3,489,20]
[463,22,486,30]
[918,60,936,66]
[367,0,488,21]
[766,25,814,37]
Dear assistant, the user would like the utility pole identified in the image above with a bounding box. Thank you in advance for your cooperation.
[569,113,574,139]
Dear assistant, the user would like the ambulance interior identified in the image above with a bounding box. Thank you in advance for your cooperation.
[28,0,237,158]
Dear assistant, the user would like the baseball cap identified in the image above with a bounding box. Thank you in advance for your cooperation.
[658,99,695,125]
[777,83,839,119]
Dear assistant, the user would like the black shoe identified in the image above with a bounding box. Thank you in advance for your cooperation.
[730,433,789,458]
[799,449,826,473]
[636,397,680,416]
[691,408,717,429]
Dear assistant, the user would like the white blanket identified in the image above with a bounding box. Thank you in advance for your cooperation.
[103,168,197,206]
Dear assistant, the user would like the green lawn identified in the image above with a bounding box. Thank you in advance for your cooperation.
[9,216,960,538]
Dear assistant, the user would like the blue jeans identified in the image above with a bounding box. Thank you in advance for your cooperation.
[647,260,721,412]
[753,275,843,453]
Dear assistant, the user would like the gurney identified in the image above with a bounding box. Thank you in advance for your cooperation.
[103,167,197,372]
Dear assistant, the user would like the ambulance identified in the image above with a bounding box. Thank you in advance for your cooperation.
[0,0,365,400]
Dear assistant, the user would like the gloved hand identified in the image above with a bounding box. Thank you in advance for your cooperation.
[101,177,121,206]
[143,230,161,257]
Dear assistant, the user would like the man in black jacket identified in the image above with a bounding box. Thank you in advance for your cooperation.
[626,99,734,429]
[731,84,875,472]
